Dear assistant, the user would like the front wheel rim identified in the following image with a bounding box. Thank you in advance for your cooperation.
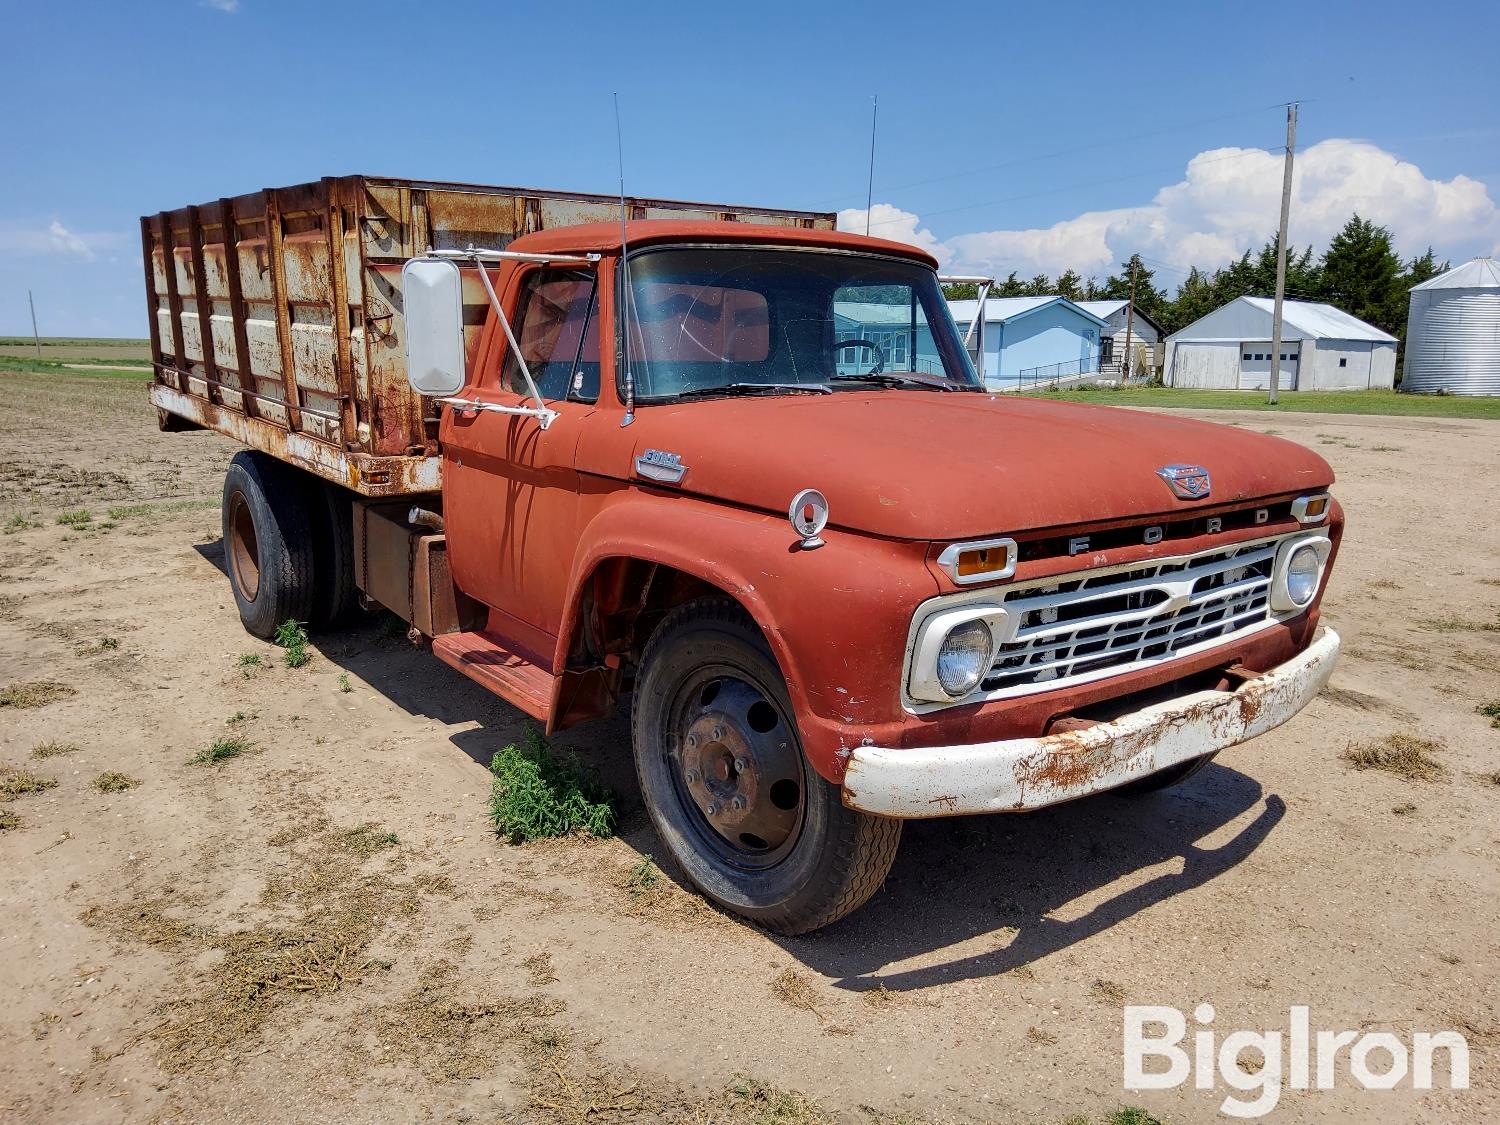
[664,668,807,871]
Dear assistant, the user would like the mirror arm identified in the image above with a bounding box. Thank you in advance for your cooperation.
[467,256,559,430]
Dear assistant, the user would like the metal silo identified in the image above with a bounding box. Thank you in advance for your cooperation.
[1402,257,1500,395]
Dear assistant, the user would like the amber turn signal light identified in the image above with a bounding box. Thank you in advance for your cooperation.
[1291,494,1331,524]
[937,537,1018,585]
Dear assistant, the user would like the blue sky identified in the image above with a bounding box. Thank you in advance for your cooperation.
[2,0,1498,336]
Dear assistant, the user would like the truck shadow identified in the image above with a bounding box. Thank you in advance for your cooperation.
[780,771,1285,993]
[193,543,1283,990]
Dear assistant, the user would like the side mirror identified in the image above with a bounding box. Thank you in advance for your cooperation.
[401,258,466,397]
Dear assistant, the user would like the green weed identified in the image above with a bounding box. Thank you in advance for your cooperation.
[1,767,57,801]
[275,619,311,669]
[0,681,76,708]
[55,509,93,528]
[1477,700,1500,729]
[93,772,139,793]
[625,855,661,894]
[30,740,81,759]
[338,673,352,693]
[192,736,252,766]
[488,729,614,843]
[4,513,41,533]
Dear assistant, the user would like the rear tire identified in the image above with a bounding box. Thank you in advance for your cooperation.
[221,451,315,640]
[307,480,358,630]
[1115,753,1217,796]
[631,598,901,934]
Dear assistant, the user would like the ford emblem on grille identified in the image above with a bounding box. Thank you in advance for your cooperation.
[1157,464,1211,500]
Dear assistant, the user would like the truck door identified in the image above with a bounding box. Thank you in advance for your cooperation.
[440,266,601,656]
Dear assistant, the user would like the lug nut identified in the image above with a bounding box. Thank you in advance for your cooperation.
[730,795,747,811]
[733,756,749,773]
[684,769,700,784]
[705,802,722,818]
[685,734,698,749]
[711,726,725,742]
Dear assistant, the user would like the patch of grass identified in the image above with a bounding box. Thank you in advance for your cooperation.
[106,499,217,521]
[80,635,119,654]
[1478,770,1500,788]
[275,619,311,669]
[770,969,828,1023]
[1091,978,1128,1004]
[1025,1025,1058,1045]
[1,767,58,801]
[4,512,42,533]
[1343,733,1446,781]
[55,509,93,527]
[726,1076,835,1125]
[338,673,352,693]
[93,771,139,793]
[191,735,252,766]
[523,951,558,986]
[625,855,660,894]
[1023,384,1500,420]
[0,680,76,708]
[30,740,81,759]
[1105,1109,1166,1125]
[487,728,614,843]
[338,824,399,856]
[1478,701,1500,730]
[226,710,254,725]
[0,809,20,831]
[1392,802,1418,816]
[1419,612,1500,634]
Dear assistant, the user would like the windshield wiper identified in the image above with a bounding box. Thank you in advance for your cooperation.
[829,372,961,391]
[672,382,832,400]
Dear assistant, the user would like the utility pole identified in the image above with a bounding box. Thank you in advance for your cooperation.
[1269,102,1298,405]
[28,290,42,359]
[1121,258,1137,381]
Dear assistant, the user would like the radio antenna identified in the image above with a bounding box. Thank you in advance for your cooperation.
[864,94,878,236]
[614,93,636,426]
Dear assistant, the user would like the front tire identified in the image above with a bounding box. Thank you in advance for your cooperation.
[221,451,315,639]
[631,599,901,934]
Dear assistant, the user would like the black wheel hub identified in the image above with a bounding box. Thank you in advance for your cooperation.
[673,677,804,859]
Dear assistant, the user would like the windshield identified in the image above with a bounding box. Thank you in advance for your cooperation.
[620,247,981,401]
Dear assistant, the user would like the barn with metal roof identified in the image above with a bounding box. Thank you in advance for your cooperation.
[1163,296,1397,391]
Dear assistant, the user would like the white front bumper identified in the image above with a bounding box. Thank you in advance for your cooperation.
[842,627,1340,817]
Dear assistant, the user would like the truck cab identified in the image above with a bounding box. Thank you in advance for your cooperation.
[149,191,1341,934]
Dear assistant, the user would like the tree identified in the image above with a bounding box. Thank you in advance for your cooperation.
[1098,254,1166,325]
[995,271,1027,297]
[1319,214,1403,335]
[1022,273,1053,297]
[1055,269,1084,301]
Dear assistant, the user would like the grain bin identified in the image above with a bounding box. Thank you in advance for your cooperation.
[1402,257,1500,395]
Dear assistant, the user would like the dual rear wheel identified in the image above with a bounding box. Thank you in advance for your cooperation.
[221,451,357,638]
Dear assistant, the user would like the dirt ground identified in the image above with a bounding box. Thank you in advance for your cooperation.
[1,370,1496,1124]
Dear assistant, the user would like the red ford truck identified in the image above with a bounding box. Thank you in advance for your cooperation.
[143,175,1342,933]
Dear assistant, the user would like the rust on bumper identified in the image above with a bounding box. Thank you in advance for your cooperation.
[842,627,1340,817]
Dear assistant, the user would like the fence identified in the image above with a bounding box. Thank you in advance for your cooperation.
[1013,352,1103,391]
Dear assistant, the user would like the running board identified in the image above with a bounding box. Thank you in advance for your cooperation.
[431,631,554,723]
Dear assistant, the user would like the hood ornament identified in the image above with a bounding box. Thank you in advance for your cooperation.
[1157,464,1211,500]
[788,488,829,550]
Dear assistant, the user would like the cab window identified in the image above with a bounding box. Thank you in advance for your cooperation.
[502,269,599,402]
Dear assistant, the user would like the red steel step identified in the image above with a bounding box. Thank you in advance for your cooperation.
[431,631,554,722]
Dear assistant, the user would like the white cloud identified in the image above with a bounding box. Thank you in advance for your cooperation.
[47,220,94,259]
[0,220,123,260]
[836,204,947,265]
[202,0,240,12]
[844,140,1500,284]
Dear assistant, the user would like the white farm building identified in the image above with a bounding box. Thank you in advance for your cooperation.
[1163,297,1396,391]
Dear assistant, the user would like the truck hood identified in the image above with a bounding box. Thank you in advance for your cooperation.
[619,392,1334,540]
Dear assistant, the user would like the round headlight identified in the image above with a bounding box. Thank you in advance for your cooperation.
[937,619,992,697]
[1285,544,1321,607]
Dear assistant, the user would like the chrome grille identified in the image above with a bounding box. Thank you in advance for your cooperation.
[983,540,1280,697]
